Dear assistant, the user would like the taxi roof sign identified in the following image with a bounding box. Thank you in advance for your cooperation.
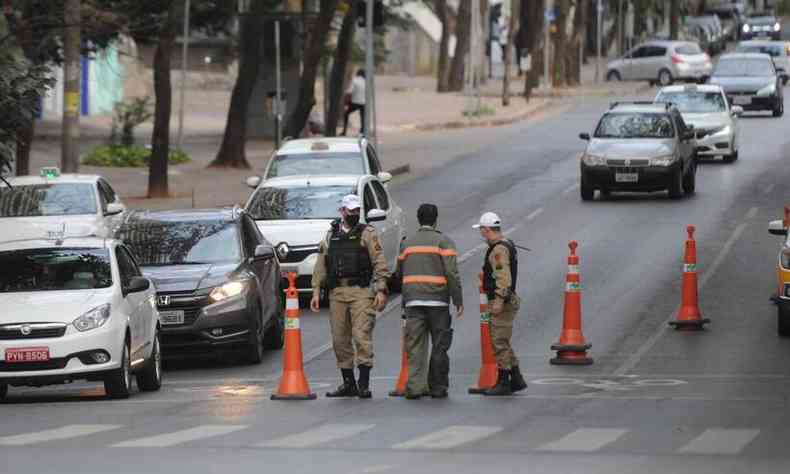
[684,84,698,92]
[39,167,60,179]
[310,142,330,151]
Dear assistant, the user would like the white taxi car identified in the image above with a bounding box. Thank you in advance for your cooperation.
[0,167,127,242]
[0,235,161,400]
[244,174,406,292]
[258,137,393,184]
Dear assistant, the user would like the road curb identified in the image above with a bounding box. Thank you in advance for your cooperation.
[408,99,555,133]
[387,164,411,177]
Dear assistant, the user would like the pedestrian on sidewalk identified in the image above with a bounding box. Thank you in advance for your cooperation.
[473,212,528,396]
[342,69,366,136]
[391,204,463,399]
[311,194,390,399]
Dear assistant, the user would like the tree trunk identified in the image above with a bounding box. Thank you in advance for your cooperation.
[326,0,358,137]
[670,0,680,40]
[285,0,341,139]
[435,0,450,92]
[14,120,34,176]
[552,0,570,87]
[568,0,586,86]
[209,10,263,168]
[61,0,81,173]
[448,0,471,92]
[147,5,177,199]
[523,0,545,100]
[502,0,519,106]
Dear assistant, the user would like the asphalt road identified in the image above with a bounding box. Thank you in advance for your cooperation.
[3,88,790,474]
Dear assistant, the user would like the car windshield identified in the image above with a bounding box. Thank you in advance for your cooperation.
[736,43,785,57]
[0,183,97,217]
[115,219,240,266]
[655,91,727,113]
[246,185,355,220]
[748,16,775,23]
[594,113,675,139]
[0,248,112,292]
[714,58,775,76]
[267,152,364,178]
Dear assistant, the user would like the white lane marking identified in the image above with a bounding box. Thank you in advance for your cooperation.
[764,184,775,195]
[0,424,122,446]
[458,242,488,264]
[562,183,580,194]
[746,207,758,219]
[465,207,543,258]
[678,429,760,455]
[259,424,375,448]
[536,428,628,452]
[392,425,502,450]
[112,425,247,448]
[527,208,544,221]
[614,221,749,376]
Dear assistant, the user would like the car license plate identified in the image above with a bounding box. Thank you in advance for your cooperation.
[159,310,185,325]
[615,172,639,183]
[733,96,751,105]
[5,347,49,363]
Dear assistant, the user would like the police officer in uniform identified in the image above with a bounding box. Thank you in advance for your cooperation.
[311,194,390,398]
[473,212,528,396]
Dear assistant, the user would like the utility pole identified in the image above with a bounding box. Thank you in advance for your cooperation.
[543,0,552,90]
[61,0,81,173]
[595,0,602,83]
[364,0,374,143]
[275,20,282,149]
[176,0,190,151]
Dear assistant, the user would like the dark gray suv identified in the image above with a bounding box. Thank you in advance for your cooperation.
[579,102,698,201]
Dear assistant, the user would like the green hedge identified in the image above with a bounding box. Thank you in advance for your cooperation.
[82,145,191,167]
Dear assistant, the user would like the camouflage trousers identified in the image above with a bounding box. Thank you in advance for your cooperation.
[328,286,377,369]
[489,295,521,370]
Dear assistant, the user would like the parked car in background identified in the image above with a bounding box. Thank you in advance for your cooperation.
[606,41,712,86]
[740,12,782,40]
[735,40,790,84]
[708,52,784,117]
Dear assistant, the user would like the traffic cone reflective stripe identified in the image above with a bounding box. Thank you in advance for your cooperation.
[669,226,710,330]
[389,318,409,397]
[551,241,593,365]
[469,273,499,394]
[271,272,317,400]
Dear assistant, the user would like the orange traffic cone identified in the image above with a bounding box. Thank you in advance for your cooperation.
[271,272,316,400]
[469,273,499,393]
[669,226,710,330]
[551,241,593,365]
[784,206,790,228]
[389,317,409,397]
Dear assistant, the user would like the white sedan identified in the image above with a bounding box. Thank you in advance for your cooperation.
[244,174,406,292]
[0,167,127,242]
[0,236,161,400]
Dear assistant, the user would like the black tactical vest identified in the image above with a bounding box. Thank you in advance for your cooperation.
[482,239,518,300]
[326,220,373,289]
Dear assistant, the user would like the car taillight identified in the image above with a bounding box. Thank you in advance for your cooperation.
[672,55,684,65]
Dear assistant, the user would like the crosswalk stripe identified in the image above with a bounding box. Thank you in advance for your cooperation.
[112,425,248,448]
[536,428,628,452]
[677,429,760,455]
[258,424,375,448]
[0,424,122,446]
[392,425,502,450]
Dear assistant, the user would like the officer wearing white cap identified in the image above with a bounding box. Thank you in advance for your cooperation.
[474,212,527,396]
[311,194,390,399]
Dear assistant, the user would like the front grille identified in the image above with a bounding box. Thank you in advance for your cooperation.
[0,323,68,340]
[0,358,68,372]
[280,246,319,264]
[606,159,649,167]
[157,290,210,327]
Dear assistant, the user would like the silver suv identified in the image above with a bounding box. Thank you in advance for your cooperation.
[578,102,698,201]
[607,41,713,86]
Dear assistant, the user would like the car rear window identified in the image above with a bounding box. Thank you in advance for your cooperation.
[0,183,97,217]
[267,152,364,178]
[0,248,112,292]
[714,57,775,76]
[676,44,703,55]
[655,91,726,113]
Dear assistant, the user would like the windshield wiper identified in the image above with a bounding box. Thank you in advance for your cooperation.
[0,176,12,189]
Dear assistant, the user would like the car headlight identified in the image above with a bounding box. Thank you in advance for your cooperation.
[209,280,248,303]
[276,242,290,260]
[782,249,790,270]
[711,125,732,136]
[73,304,111,332]
[775,22,782,32]
[757,83,777,96]
[650,155,676,167]
[743,24,750,33]
[582,154,606,166]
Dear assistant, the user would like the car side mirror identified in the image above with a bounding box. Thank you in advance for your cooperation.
[254,244,275,260]
[124,276,150,295]
[731,105,743,116]
[769,220,788,236]
[105,202,125,216]
[245,176,262,189]
[367,209,386,222]
[579,132,590,141]
[377,171,393,183]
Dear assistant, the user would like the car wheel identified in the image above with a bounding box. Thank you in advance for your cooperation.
[773,99,784,117]
[682,161,696,195]
[658,69,673,86]
[607,70,621,82]
[600,189,611,199]
[725,149,738,163]
[0,383,7,400]
[668,167,684,199]
[104,339,132,399]
[136,331,162,392]
[580,176,594,201]
[246,302,265,364]
[779,306,790,337]
[263,295,285,350]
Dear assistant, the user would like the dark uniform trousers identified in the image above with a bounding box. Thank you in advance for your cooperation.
[404,305,453,395]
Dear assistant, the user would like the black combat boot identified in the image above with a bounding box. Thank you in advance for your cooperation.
[326,369,358,397]
[357,365,372,399]
[510,366,527,393]
[483,369,513,396]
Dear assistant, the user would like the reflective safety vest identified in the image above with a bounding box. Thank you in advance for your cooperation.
[398,227,458,304]
[326,221,372,289]
[482,239,518,300]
